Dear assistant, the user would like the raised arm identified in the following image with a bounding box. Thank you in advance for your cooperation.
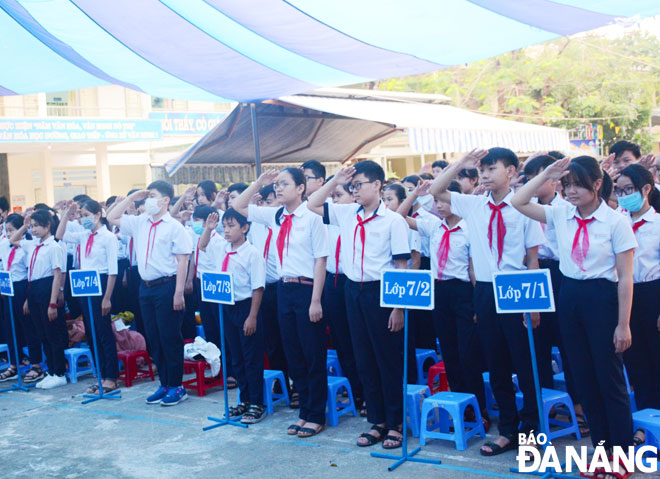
[429,149,488,201]
[198,212,218,252]
[395,180,430,231]
[307,167,355,216]
[511,157,570,223]
[9,212,30,246]
[107,190,148,227]
[170,185,196,217]
[55,201,76,241]
[233,170,279,217]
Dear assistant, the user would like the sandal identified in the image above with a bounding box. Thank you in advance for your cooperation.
[228,402,249,420]
[0,365,18,382]
[297,423,324,438]
[102,381,119,394]
[289,392,300,409]
[287,424,302,435]
[86,384,99,394]
[480,437,518,456]
[23,366,44,384]
[226,377,238,390]
[241,405,266,424]
[357,424,387,447]
[382,427,403,450]
[633,428,645,447]
[576,413,591,437]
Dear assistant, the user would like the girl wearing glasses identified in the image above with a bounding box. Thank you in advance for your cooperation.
[615,164,660,447]
[233,168,329,439]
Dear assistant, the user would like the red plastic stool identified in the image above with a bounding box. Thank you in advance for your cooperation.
[183,359,223,397]
[427,361,449,394]
[117,350,154,387]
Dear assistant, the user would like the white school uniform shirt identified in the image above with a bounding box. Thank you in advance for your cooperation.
[450,191,545,283]
[326,224,344,275]
[416,216,471,282]
[188,228,226,279]
[113,226,129,260]
[219,241,266,302]
[0,237,28,282]
[65,220,84,267]
[324,201,411,283]
[543,201,637,282]
[20,235,66,281]
[119,212,193,281]
[248,202,329,279]
[248,222,281,283]
[535,194,569,261]
[411,208,432,258]
[626,207,660,284]
[62,227,118,275]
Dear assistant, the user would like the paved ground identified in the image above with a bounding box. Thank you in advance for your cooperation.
[0,376,652,479]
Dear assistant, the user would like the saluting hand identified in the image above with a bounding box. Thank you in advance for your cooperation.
[206,212,219,231]
[334,167,356,186]
[460,148,489,169]
[542,157,571,181]
[256,169,279,187]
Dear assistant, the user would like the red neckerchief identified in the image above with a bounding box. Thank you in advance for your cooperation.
[85,232,97,258]
[29,243,44,283]
[264,227,273,259]
[487,202,507,266]
[353,210,378,283]
[221,251,237,272]
[436,224,460,280]
[276,214,293,266]
[632,219,647,234]
[571,217,595,271]
[145,219,163,270]
[334,235,341,287]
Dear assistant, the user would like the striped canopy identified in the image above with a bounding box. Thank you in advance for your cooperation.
[2,1,660,102]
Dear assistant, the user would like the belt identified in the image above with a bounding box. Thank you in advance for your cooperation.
[142,276,176,288]
[280,276,314,286]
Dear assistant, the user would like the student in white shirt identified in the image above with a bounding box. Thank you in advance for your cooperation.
[512,155,636,459]
[308,161,411,450]
[57,200,119,394]
[615,164,660,446]
[0,214,42,384]
[233,168,329,439]
[207,208,267,424]
[10,209,67,390]
[322,180,365,415]
[108,181,193,407]
[457,168,480,195]
[431,148,545,456]
[397,179,489,431]
[301,160,326,200]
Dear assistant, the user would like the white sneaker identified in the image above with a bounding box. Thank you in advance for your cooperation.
[36,374,54,389]
[41,375,67,389]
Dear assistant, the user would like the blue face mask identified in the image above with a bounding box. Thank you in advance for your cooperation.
[618,191,644,212]
[81,216,96,231]
[192,222,204,235]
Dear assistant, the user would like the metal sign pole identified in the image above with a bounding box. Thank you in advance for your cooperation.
[0,296,32,393]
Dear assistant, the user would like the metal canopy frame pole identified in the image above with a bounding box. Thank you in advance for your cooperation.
[250,103,262,177]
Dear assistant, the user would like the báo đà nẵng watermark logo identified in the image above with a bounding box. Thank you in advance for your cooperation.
[516,432,659,474]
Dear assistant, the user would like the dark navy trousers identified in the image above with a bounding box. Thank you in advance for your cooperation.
[28,277,68,376]
[261,282,290,392]
[1,280,35,364]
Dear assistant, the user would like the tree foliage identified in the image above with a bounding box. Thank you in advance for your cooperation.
[376,30,660,151]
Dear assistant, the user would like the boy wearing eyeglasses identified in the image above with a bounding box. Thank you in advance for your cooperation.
[301,160,326,200]
[308,161,411,450]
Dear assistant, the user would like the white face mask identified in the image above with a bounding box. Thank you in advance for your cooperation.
[145,197,162,216]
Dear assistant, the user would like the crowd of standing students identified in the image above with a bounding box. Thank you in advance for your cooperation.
[0,141,659,473]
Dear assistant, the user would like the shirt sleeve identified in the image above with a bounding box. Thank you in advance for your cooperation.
[62,228,86,244]
[247,205,278,227]
[542,205,556,228]
[416,216,439,239]
[249,249,266,291]
[310,214,330,259]
[611,214,638,254]
[409,229,421,253]
[105,234,119,276]
[524,217,546,249]
[450,191,481,218]
[390,214,412,260]
[54,242,66,272]
[323,202,355,226]
[119,214,140,237]
[171,223,193,255]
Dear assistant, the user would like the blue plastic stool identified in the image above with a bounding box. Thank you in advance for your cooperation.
[633,409,660,470]
[622,366,637,413]
[407,384,430,438]
[551,346,562,374]
[64,348,95,383]
[420,392,486,450]
[553,372,566,391]
[263,370,290,414]
[326,355,342,377]
[195,324,205,339]
[515,388,581,441]
[416,348,440,385]
[483,372,519,418]
[326,376,357,426]
[0,344,9,369]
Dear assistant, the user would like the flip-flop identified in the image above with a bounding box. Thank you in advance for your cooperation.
[102,382,119,394]
[297,424,324,438]
[86,384,99,394]
[356,425,387,447]
[480,439,518,456]
[287,424,301,435]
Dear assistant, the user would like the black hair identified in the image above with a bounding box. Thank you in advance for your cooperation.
[258,184,275,201]
[481,147,519,169]
[524,155,556,177]
[105,196,117,208]
[127,189,139,196]
[548,151,565,160]
[222,207,249,229]
[561,156,607,200]
[353,160,385,188]
[0,196,9,212]
[33,203,50,211]
[82,200,110,230]
[73,194,91,204]
[226,183,249,208]
[601,171,613,202]
[147,180,175,202]
[402,175,421,186]
[383,183,406,203]
[420,173,434,181]
[193,205,215,221]
[280,167,307,199]
[609,140,641,160]
[457,168,479,180]
[432,160,449,169]
[33,203,59,233]
[197,180,218,202]
[447,180,462,194]
[31,209,59,237]
[619,164,660,211]
[300,160,326,180]
[5,213,23,230]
